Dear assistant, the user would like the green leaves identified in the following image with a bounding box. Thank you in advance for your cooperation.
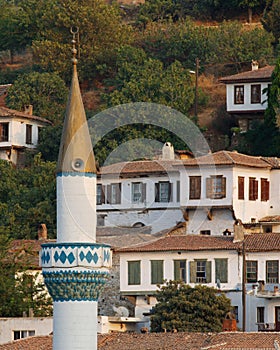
[150,280,231,332]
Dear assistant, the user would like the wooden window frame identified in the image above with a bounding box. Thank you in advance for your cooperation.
[257,306,265,324]
[174,260,186,282]
[107,183,121,204]
[128,260,141,285]
[266,260,279,284]
[0,122,9,142]
[251,84,261,104]
[249,177,258,201]
[206,175,226,199]
[26,124,32,144]
[190,260,211,284]
[238,176,245,200]
[261,178,269,201]
[151,260,164,285]
[234,85,244,104]
[189,176,201,200]
[246,260,258,283]
[132,182,146,203]
[215,258,228,283]
[155,181,172,203]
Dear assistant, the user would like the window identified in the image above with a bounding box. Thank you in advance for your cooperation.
[238,176,245,200]
[233,306,239,322]
[128,261,140,285]
[206,176,226,199]
[0,122,9,142]
[155,182,172,202]
[246,261,258,283]
[234,85,244,104]
[151,260,163,284]
[200,230,211,235]
[13,330,35,340]
[257,307,265,324]
[176,181,180,202]
[132,182,146,203]
[266,260,279,283]
[26,124,32,144]
[97,215,105,226]
[189,176,201,199]
[261,178,269,201]
[97,184,105,205]
[215,258,228,283]
[190,260,211,283]
[107,183,121,204]
[249,177,258,201]
[174,260,186,282]
[251,84,261,104]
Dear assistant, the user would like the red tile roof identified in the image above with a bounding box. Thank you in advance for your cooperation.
[2,332,280,350]
[0,106,52,125]
[116,233,280,253]
[219,65,274,84]
[259,215,280,223]
[99,159,180,176]
[180,151,272,168]
[116,234,238,253]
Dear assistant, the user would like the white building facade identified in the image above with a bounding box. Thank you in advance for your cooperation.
[118,233,280,332]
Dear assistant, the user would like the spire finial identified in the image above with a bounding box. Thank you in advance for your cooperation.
[70,26,79,65]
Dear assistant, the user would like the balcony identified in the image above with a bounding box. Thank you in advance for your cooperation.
[257,323,279,332]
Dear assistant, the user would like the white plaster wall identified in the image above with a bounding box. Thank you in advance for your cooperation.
[226,83,268,113]
[269,169,280,215]
[103,208,183,234]
[0,317,53,344]
[57,176,96,243]
[232,167,271,223]
[186,209,235,235]
[120,250,240,294]
[180,166,233,207]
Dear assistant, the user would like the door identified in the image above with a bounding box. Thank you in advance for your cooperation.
[275,307,280,331]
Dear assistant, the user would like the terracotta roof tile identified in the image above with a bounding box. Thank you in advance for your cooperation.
[259,215,280,223]
[219,66,274,84]
[99,159,180,176]
[116,234,238,253]
[180,151,271,168]
[0,106,52,125]
[2,332,280,350]
[243,233,280,252]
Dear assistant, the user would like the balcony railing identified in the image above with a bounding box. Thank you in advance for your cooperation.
[257,323,278,332]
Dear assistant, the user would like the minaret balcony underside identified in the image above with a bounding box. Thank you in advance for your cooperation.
[40,242,111,269]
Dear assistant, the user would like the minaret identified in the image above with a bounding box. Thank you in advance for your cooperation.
[40,28,111,350]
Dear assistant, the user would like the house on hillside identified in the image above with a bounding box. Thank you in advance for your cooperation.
[97,143,188,233]
[97,147,280,236]
[0,106,52,166]
[219,61,274,132]
[117,231,280,332]
[177,150,280,235]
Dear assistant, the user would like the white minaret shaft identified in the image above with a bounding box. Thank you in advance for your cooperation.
[41,29,111,350]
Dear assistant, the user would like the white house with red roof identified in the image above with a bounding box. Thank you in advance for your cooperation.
[219,62,274,132]
[117,232,280,332]
[97,148,280,236]
[0,106,52,165]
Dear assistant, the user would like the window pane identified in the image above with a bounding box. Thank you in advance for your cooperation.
[266,260,279,283]
[151,260,163,284]
[196,260,206,283]
[257,307,265,323]
[246,261,258,283]
[215,258,228,283]
[251,84,261,104]
[174,260,186,282]
[26,125,32,144]
[128,261,140,285]
[234,85,244,104]
[0,123,9,142]
[132,182,142,203]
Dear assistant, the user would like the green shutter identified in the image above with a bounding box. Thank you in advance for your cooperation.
[206,261,212,283]
[190,261,196,283]
[151,260,163,284]
[128,261,140,285]
[215,259,228,283]
[174,260,180,281]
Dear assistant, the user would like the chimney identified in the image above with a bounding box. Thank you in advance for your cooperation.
[162,142,175,160]
[233,219,244,242]
[38,223,47,240]
[251,60,259,71]
[24,105,33,115]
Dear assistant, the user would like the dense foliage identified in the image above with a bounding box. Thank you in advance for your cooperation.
[150,280,232,332]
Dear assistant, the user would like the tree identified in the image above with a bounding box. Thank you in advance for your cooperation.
[237,0,265,23]
[150,280,231,332]
[6,72,68,125]
[262,0,280,55]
